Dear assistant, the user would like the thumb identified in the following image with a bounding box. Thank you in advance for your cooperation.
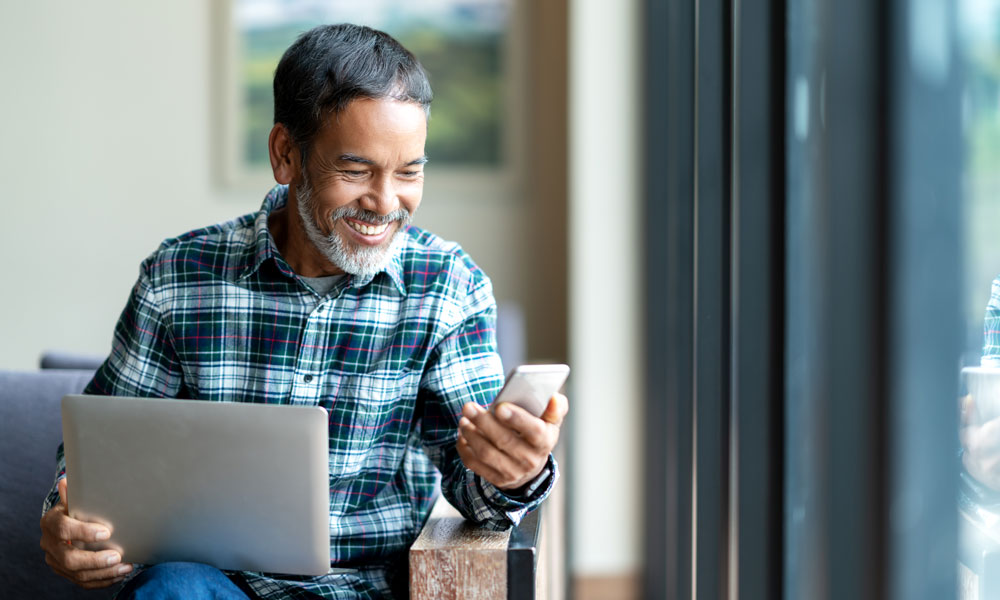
[541,393,568,425]
[963,395,985,428]
[57,477,68,507]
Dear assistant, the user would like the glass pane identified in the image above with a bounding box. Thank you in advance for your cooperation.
[958,1,1000,597]
[783,0,824,594]
[235,0,510,168]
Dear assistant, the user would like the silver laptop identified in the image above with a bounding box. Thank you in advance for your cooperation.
[61,394,331,576]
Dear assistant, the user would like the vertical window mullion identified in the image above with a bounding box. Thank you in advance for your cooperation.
[643,0,696,598]
[693,0,734,598]
[731,0,785,597]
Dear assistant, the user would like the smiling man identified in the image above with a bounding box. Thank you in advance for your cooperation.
[39,24,566,600]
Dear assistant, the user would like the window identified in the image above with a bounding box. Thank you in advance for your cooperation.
[216,0,519,188]
[645,0,966,598]
[958,0,1000,597]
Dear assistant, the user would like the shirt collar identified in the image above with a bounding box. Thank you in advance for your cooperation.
[352,233,408,297]
[238,184,408,297]
[238,184,294,282]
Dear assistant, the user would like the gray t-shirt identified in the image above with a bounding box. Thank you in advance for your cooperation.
[298,274,345,296]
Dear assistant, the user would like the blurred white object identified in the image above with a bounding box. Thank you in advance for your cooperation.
[964,366,1000,421]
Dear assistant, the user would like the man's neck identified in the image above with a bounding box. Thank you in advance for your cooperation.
[268,202,346,278]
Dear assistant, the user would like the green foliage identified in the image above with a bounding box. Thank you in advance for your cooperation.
[240,23,504,167]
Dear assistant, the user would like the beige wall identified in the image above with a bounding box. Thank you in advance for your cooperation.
[0,1,229,369]
[568,0,643,581]
[0,1,552,370]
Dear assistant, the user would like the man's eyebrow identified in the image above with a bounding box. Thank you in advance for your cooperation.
[335,154,428,167]
[337,153,376,166]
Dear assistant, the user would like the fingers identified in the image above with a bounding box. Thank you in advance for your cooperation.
[56,546,123,573]
[467,402,550,449]
[458,429,532,490]
[46,479,111,544]
[961,418,1000,489]
[465,403,536,448]
[493,403,551,446]
[456,435,509,487]
[40,477,126,589]
[41,507,111,546]
[456,395,567,491]
[45,549,132,580]
[963,439,1000,489]
[40,522,119,567]
[962,395,978,427]
[458,418,546,489]
[458,416,512,466]
[540,393,569,426]
[43,545,131,589]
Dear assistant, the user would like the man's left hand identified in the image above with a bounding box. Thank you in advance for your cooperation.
[961,395,1000,490]
[457,394,568,493]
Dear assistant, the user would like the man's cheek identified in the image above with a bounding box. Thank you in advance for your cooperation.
[317,211,336,236]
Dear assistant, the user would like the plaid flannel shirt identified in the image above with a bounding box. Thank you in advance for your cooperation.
[43,185,556,599]
[985,276,1000,366]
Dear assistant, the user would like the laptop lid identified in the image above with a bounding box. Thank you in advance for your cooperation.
[61,394,330,576]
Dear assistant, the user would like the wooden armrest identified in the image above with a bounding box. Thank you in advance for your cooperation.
[409,497,543,600]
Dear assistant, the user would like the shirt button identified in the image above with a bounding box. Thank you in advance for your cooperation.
[303,374,314,383]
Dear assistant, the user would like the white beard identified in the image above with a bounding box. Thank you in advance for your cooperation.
[294,178,411,280]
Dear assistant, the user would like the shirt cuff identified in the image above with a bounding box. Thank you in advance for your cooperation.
[41,473,65,517]
[501,467,552,501]
[476,453,557,513]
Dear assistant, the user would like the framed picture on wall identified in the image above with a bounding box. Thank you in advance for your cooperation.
[212,0,525,192]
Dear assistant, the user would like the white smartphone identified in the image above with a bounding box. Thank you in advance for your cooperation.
[491,364,571,418]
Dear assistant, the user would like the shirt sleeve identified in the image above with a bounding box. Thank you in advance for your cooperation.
[417,280,557,531]
[41,449,66,516]
[42,263,184,516]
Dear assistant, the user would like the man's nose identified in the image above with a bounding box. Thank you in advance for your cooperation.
[361,174,398,215]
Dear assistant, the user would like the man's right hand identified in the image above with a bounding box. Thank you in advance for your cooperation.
[961,395,1000,491]
[39,478,133,589]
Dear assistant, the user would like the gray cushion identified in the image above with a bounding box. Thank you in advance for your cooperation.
[0,369,112,598]
[39,352,105,371]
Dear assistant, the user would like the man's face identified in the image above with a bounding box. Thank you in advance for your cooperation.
[293,97,427,279]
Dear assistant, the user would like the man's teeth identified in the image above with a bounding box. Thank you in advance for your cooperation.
[348,221,389,236]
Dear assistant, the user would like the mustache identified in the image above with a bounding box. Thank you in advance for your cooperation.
[330,205,411,226]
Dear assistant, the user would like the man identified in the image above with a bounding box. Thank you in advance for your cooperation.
[963,276,1000,488]
[39,24,566,599]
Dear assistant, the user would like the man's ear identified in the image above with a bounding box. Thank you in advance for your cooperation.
[268,123,301,185]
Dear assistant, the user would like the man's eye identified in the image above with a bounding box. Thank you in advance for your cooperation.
[342,170,367,177]
[400,171,421,178]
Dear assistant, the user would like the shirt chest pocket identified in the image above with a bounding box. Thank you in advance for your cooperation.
[323,373,416,479]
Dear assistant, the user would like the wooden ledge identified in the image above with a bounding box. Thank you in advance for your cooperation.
[409,498,542,600]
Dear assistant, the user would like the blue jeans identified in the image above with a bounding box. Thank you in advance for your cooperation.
[117,562,252,600]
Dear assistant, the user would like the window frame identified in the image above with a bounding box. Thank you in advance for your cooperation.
[644,0,961,597]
